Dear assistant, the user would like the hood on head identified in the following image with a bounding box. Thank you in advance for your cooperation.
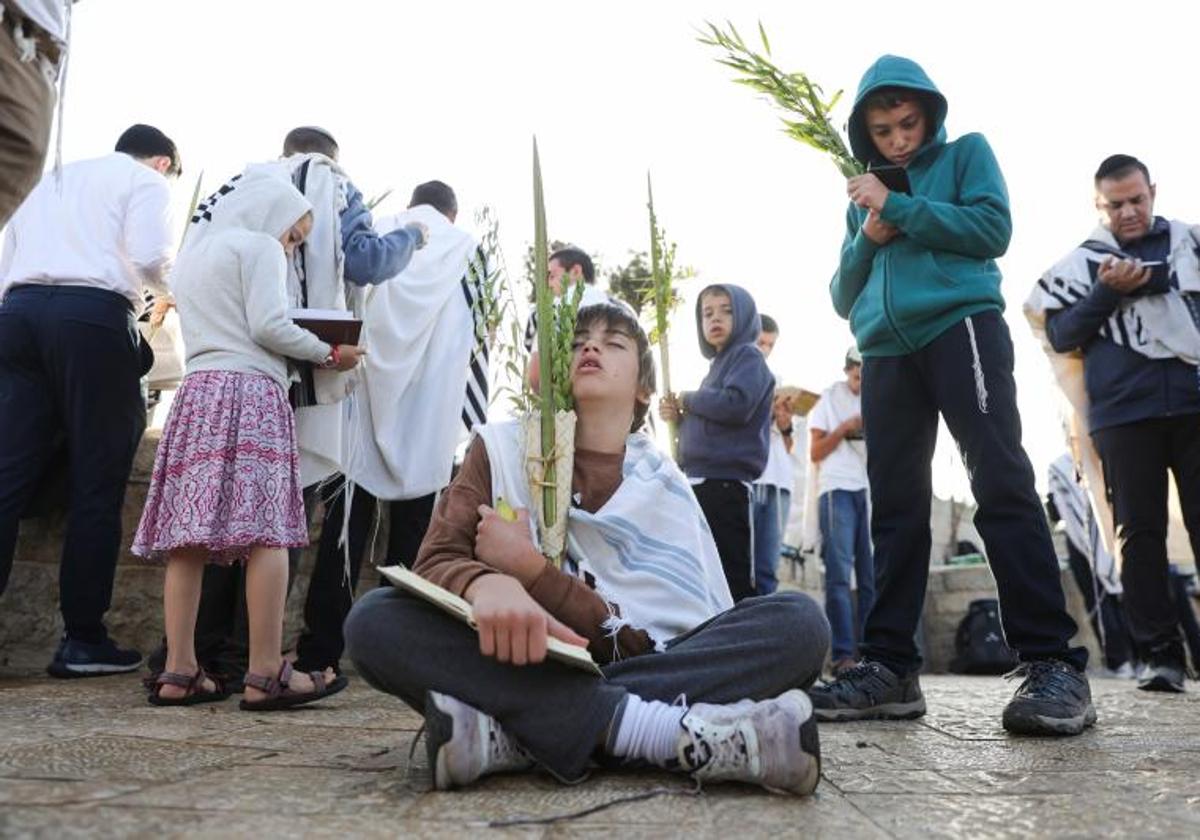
[694,283,761,359]
[847,55,948,168]
[196,168,313,243]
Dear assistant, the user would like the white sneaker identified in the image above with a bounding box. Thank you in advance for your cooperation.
[677,689,820,795]
[424,691,534,789]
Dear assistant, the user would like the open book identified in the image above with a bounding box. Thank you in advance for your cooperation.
[288,308,362,346]
[378,565,604,676]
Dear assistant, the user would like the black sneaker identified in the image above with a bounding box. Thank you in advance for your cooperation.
[47,635,142,679]
[1138,662,1186,693]
[807,660,926,722]
[1002,660,1096,736]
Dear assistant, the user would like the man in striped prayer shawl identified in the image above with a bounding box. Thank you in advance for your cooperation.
[1029,154,1200,694]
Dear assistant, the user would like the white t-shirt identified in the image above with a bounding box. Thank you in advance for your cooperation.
[756,424,796,491]
[808,380,868,495]
[0,153,173,310]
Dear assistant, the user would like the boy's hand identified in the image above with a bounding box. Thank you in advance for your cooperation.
[862,209,899,245]
[659,393,683,422]
[1098,257,1151,294]
[839,414,864,436]
[464,574,589,665]
[475,504,544,586]
[334,345,366,371]
[773,397,794,429]
[847,174,890,212]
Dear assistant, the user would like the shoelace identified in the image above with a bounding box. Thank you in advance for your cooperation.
[683,715,750,775]
[487,724,530,769]
[1004,660,1076,699]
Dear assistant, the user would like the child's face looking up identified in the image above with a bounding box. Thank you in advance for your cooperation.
[865,99,927,168]
[570,319,642,416]
[701,290,734,352]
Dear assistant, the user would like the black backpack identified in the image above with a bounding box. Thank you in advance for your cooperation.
[949,598,1018,675]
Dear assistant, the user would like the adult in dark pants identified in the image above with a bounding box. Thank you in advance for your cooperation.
[1031,154,1200,693]
[0,124,179,676]
[811,55,1093,736]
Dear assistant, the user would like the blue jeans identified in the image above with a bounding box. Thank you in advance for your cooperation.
[819,488,875,660]
[752,485,791,596]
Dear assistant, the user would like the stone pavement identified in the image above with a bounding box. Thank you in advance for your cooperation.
[1,671,1199,839]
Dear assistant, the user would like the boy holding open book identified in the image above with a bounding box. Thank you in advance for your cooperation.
[345,301,829,795]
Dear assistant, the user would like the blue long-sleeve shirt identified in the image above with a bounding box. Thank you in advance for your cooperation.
[1045,217,1200,431]
[339,181,421,287]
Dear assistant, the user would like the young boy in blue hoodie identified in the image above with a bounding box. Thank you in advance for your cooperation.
[812,55,1095,736]
[660,284,774,602]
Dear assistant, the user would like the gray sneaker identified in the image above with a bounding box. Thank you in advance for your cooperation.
[807,660,927,721]
[678,689,820,795]
[424,691,534,789]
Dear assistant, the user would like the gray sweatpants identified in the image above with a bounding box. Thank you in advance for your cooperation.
[344,587,830,781]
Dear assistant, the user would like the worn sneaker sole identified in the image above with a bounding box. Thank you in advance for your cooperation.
[1002,702,1097,736]
[47,660,142,679]
[813,698,927,722]
[424,691,458,790]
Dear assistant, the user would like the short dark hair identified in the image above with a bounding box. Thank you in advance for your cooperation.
[1095,154,1151,187]
[862,86,927,115]
[760,314,779,334]
[550,247,595,285]
[409,180,457,218]
[574,301,655,432]
[115,124,181,176]
[283,126,339,160]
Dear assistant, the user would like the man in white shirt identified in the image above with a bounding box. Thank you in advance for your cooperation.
[0,124,179,678]
[808,347,875,674]
[0,0,70,227]
[751,315,796,596]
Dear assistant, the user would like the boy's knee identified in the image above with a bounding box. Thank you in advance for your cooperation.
[764,591,831,685]
[343,586,398,666]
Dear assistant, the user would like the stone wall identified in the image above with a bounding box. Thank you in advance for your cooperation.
[0,431,382,671]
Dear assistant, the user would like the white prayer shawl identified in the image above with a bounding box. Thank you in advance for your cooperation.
[1048,455,1120,595]
[1024,220,1200,562]
[476,422,733,649]
[343,205,480,500]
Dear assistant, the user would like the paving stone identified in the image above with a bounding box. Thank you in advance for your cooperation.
[0,735,269,784]
[0,778,143,806]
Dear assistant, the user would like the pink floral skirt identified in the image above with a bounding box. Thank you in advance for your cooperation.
[132,370,309,564]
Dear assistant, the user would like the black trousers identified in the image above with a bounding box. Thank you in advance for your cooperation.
[692,479,755,603]
[860,311,1086,674]
[1064,542,1134,671]
[0,285,147,643]
[293,479,436,671]
[1092,414,1200,658]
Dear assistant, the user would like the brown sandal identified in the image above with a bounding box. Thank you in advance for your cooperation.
[238,661,348,712]
[148,668,229,707]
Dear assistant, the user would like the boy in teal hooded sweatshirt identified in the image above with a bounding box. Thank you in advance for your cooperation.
[813,55,1095,737]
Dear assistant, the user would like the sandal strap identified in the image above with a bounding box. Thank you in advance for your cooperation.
[309,670,326,693]
[242,660,293,697]
[156,670,200,689]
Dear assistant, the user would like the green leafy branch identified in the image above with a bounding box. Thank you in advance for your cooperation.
[697,20,863,177]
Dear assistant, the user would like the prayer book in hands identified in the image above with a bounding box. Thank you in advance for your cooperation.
[289,308,362,346]
[377,565,604,676]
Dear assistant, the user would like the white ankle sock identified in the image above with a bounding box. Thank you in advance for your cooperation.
[609,695,685,766]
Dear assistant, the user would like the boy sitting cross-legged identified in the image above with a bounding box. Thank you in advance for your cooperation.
[344,301,830,794]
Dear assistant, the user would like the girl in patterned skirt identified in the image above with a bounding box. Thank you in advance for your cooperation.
[133,172,362,709]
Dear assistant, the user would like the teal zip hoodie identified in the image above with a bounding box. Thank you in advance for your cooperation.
[829,55,1011,357]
